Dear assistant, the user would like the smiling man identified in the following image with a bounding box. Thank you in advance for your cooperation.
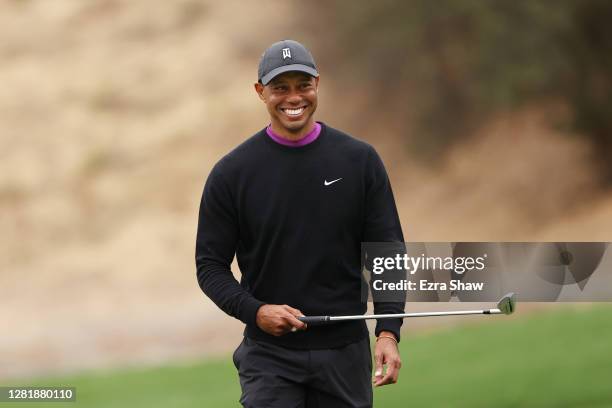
[196,40,405,407]
[256,70,318,139]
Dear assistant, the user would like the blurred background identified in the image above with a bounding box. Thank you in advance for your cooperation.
[1,0,611,406]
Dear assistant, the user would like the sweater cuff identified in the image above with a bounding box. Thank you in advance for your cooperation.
[240,296,266,327]
[375,318,402,343]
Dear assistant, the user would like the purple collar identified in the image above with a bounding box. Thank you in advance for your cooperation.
[266,122,321,147]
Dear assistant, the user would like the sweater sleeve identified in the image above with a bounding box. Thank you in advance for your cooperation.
[195,163,265,326]
[363,146,406,342]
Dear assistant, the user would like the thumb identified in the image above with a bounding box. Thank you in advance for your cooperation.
[374,352,384,379]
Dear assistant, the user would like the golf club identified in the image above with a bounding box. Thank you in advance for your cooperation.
[298,292,516,326]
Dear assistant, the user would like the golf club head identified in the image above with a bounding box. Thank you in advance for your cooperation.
[497,292,516,315]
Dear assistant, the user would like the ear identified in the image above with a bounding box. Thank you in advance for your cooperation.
[254,82,265,101]
[314,76,320,89]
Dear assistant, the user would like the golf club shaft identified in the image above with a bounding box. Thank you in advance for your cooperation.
[299,308,502,325]
[299,293,515,325]
[331,308,502,321]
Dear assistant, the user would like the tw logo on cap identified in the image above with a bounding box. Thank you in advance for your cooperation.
[282,48,291,60]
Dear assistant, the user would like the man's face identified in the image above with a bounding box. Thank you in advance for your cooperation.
[255,72,319,134]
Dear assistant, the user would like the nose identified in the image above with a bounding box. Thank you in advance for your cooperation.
[285,89,303,104]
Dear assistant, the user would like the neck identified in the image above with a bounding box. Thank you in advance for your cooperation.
[270,118,316,141]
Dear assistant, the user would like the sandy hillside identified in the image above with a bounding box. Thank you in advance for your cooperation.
[1,1,611,379]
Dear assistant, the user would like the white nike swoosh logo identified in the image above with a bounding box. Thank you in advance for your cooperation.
[324,178,342,186]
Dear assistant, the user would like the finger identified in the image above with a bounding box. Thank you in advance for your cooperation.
[280,305,307,330]
[378,363,396,386]
[285,313,307,330]
[378,357,401,386]
[283,305,304,317]
[276,311,304,333]
[372,352,384,384]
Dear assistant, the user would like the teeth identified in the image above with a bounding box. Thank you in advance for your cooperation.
[283,107,304,116]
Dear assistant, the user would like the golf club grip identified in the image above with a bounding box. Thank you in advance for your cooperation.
[298,316,331,325]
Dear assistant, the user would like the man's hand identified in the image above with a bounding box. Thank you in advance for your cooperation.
[373,331,401,387]
[256,304,307,336]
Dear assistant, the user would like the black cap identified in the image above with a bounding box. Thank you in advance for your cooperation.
[258,40,319,85]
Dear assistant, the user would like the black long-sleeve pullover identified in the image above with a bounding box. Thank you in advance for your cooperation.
[195,123,404,349]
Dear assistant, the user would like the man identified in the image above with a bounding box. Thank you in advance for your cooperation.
[196,39,405,407]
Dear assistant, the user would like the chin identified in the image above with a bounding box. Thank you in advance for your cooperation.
[281,116,312,132]
[283,121,307,131]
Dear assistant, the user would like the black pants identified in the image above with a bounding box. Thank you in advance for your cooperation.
[233,336,373,408]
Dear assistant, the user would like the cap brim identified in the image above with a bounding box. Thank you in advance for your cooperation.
[260,64,319,85]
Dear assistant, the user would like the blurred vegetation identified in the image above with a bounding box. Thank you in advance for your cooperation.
[308,0,612,181]
[565,0,612,181]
